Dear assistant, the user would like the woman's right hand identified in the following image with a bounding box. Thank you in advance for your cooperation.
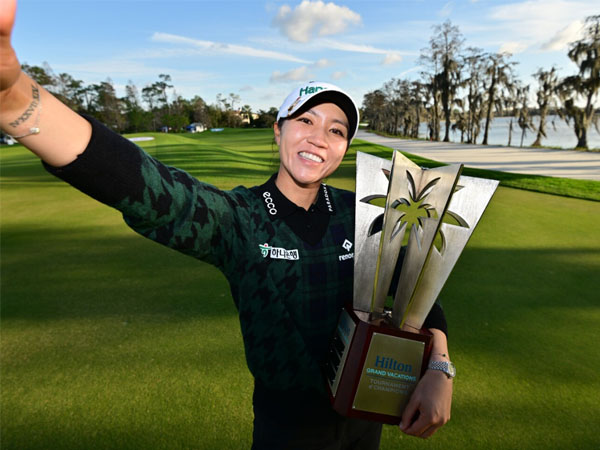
[0,0,92,166]
[0,0,21,95]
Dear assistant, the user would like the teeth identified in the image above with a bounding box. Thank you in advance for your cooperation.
[299,151,323,163]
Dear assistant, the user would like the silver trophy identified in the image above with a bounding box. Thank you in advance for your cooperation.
[326,150,499,423]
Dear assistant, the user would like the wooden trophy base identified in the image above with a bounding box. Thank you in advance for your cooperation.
[325,304,432,424]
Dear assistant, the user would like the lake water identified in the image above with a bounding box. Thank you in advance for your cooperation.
[419,115,600,149]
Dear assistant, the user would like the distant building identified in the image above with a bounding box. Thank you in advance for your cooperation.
[236,110,260,125]
[186,123,206,133]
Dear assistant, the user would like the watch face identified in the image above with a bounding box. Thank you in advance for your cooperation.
[448,362,456,377]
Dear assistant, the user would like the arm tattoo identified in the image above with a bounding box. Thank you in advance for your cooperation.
[9,84,40,129]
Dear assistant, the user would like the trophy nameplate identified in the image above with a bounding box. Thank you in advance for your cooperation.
[325,151,499,424]
[325,305,432,424]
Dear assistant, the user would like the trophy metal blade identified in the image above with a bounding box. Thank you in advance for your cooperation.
[397,176,499,329]
[353,152,392,312]
[352,150,498,333]
[390,163,463,328]
[370,151,421,314]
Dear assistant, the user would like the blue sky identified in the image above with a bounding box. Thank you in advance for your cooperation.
[11,0,599,111]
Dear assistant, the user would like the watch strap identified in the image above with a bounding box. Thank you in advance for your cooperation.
[427,360,456,378]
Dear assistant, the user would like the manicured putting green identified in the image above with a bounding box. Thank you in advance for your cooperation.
[1,129,598,449]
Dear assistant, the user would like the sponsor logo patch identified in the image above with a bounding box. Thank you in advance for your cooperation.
[342,239,353,251]
[322,184,333,212]
[259,243,300,260]
[339,239,354,261]
[262,192,277,215]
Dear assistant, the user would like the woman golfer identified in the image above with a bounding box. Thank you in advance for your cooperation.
[0,1,452,448]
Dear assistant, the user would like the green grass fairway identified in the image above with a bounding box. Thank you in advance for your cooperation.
[2,129,599,449]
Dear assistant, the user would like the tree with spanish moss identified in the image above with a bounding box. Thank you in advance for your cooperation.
[421,71,442,141]
[362,89,387,133]
[420,20,464,142]
[557,15,600,150]
[460,47,486,143]
[514,83,533,147]
[408,81,426,138]
[381,78,403,135]
[532,67,559,147]
[481,52,517,145]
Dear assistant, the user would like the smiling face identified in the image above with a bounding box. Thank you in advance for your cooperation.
[274,101,349,196]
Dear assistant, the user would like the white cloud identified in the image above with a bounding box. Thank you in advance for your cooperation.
[312,58,332,68]
[151,32,311,64]
[268,58,333,84]
[439,1,454,18]
[270,66,312,82]
[322,40,383,54]
[499,41,529,54]
[273,1,362,43]
[382,53,403,65]
[398,66,422,78]
[246,35,412,61]
[541,20,585,51]
[56,59,206,82]
[319,38,408,56]
[52,58,215,101]
[331,71,346,80]
[488,1,597,52]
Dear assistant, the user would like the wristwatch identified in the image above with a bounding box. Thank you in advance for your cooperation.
[427,360,456,379]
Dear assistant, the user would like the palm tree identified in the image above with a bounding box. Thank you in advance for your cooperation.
[557,15,600,150]
[532,67,559,147]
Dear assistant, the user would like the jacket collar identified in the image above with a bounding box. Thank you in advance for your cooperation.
[254,174,335,219]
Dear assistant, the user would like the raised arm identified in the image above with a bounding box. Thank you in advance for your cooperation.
[0,0,91,167]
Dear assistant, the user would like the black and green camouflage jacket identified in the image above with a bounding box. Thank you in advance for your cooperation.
[45,116,445,394]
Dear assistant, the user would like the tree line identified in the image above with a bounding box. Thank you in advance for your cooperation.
[9,16,598,149]
[362,15,600,150]
[16,65,280,134]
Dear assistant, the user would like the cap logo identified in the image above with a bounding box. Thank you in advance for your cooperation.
[299,86,325,97]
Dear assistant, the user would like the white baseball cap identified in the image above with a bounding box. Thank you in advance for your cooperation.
[277,81,360,142]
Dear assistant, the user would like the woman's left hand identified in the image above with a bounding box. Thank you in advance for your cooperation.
[399,364,453,438]
[397,325,453,438]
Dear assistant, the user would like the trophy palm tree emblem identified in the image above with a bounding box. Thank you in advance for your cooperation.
[361,169,468,254]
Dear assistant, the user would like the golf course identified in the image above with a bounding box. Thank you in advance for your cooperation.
[1,129,599,449]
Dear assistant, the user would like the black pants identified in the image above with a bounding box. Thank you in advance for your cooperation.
[251,382,382,450]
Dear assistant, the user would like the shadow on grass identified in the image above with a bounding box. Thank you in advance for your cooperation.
[2,241,599,450]
[442,246,599,386]
[3,223,598,358]
[1,226,236,321]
